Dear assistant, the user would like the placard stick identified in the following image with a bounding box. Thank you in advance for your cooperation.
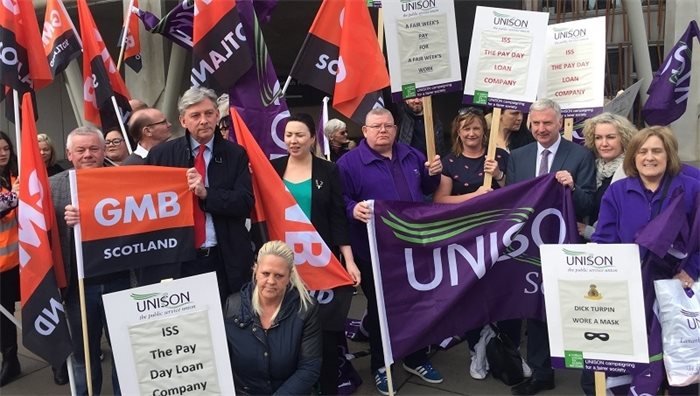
[423,96,436,160]
[594,371,606,396]
[563,118,574,141]
[482,107,502,188]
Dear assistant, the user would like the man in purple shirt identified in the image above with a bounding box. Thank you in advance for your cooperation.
[337,108,443,395]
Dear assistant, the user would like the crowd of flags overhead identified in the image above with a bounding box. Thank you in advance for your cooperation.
[0,0,696,371]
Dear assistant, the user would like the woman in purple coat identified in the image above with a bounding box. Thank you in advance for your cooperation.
[593,126,700,395]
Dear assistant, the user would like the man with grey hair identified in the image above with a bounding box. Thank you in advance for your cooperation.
[141,87,255,301]
[506,98,595,395]
[50,126,130,395]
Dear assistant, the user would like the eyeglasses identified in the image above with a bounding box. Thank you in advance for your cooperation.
[365,124,396,131]
[146,119,168,128]
[457,107,485,117]
[105,138,124,146]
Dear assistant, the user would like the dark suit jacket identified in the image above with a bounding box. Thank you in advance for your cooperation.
[506,138,595,218]
[122,153,146,165]
[143,130,255,293]
[271,155,350,251]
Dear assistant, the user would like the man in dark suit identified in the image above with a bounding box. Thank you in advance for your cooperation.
[506,98,595,395]
[123,108,172,165]
[50,126,130,395]
[141,87,254,300]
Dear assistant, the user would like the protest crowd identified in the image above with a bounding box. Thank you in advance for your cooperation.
[1,1,700,396]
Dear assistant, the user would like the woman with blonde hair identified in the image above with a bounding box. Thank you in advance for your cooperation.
[37,134,64,176]
[577,112,636,240]
[224,240,321,395]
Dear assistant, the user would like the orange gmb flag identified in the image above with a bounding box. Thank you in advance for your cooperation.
[73,166,194,278]
[289,0,388,124]
[42,0,82,78]
[0,0,53,92]
[77,0,132,131]
[333,0,389,121]
[231,108,354,290]
[17,92,72,368]
[120,0,142,72]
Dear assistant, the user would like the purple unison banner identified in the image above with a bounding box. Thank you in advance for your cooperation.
[369,175,578,362]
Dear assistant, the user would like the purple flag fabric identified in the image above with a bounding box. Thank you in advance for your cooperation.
[134,1,194,49]
[369,175,578,361]
[228,0,289,159]
[643,20,700,125]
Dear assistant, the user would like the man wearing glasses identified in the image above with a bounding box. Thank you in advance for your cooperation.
[123,108,172,165]
[337,108,444,395]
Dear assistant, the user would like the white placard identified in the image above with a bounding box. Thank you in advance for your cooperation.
[540,244,649,373]
[103,273,235,395]
[383,0,462,100]
[463,6,549,111]
[539,17,606,118]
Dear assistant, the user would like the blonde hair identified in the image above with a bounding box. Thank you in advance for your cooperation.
[37,134,57,166]
[581,112,636,157]
[623,126,681,178]
[251,241,312,321]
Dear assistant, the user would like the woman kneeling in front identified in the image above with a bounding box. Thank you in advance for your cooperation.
[225,241,321,395]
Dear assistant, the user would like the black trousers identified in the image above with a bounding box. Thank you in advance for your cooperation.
[0,267,19,358]
[357,258,428,373]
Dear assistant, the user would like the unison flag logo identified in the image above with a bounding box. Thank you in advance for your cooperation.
[380,207,534,244]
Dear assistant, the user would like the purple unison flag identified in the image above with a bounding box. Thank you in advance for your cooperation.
[643,20,700,125]
[369,175,578,362]
[134,1,194,49]
[228,0,289,159]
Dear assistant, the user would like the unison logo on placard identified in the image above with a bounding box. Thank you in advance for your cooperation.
[492,11,529,29]
[563,248,614,268]
[552,26,588,40]
[132,291,193,313]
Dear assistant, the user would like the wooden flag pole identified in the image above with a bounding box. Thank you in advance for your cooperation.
[77,278,93,396]
[482,107,502,188]
[594,371,606,396]
[563,117,574,141]
[423,96,437,160]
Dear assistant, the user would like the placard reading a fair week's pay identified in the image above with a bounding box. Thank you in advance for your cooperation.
[540,244,649,374]
[383,0,462,100]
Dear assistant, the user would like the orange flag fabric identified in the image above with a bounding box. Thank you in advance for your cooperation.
[17,92,72,367]
[289,0,389,124]
[0,0,53,92]
[73,166,195,278]
[42,0,82,78]
[77,0,132,131]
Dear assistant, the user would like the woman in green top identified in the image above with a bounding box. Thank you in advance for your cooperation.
[270,113,361,395]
